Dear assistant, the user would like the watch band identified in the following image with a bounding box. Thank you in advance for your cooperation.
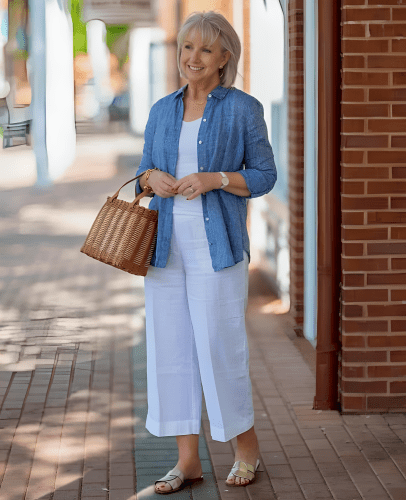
[219,171,229,189]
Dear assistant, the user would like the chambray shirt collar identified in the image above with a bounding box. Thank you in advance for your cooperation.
[174,84,230,100]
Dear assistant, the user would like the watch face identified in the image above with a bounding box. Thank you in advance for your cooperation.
[222,176,229,186]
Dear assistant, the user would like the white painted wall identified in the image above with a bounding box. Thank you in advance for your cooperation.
[250,0,284,129]
[248,0,289,307]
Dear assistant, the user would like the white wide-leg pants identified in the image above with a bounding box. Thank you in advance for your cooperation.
[144,213,254,442]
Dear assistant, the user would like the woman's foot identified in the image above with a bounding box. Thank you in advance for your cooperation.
[155,460,203,493]
[226,427,260,486]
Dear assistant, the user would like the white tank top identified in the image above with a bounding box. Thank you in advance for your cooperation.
[172,118,203,215]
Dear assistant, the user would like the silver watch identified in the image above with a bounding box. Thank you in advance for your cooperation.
[219,172,229,189]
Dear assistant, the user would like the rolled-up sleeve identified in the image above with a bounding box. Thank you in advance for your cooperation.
[135,102,159,194]
[239,99,277,198]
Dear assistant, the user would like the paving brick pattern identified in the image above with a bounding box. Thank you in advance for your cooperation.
[1,135,406,500]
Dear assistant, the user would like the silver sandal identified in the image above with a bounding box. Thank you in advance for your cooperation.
[155,467,204,495]
[226,458,261,486]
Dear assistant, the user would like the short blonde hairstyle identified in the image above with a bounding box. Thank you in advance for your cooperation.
[177,11,241,89]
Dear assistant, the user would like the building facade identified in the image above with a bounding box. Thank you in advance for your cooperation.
[289,0,406,412]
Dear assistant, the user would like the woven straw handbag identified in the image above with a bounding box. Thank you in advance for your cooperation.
[80,173,158,276]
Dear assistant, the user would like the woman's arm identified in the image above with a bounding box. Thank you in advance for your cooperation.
[238,99,277,198]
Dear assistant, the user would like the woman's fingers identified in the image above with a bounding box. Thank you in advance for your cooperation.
[147,172,215,198]
[172,174,197,192]
[173,175,200,195]
[146,171,177,197]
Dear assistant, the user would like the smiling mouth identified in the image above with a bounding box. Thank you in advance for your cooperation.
[189,65,204,71]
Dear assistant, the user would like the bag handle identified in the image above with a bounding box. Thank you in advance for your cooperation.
[111,172,146,199]
[111,171,157,206]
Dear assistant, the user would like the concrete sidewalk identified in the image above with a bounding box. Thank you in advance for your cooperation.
[1,135,406,500]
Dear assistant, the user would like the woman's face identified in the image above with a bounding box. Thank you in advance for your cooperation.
[180,29,230,88]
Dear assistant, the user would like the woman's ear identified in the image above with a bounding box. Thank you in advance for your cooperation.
[222,50,231,66]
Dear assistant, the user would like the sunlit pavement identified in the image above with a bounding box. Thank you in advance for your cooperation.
[0,135,221,500]
[2,134,406,500]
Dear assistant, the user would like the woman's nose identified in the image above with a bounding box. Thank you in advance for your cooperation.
[190,50,200,62]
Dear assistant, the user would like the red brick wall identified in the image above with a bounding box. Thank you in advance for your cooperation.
[341,0,406,412]
[288,0,304,336]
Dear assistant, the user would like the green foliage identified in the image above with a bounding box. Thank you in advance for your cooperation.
[70,1,129,64]
[71,0,87,57]
[106,25,129,67]
[106,25,129,50]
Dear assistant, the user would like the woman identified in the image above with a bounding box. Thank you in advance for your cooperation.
[136,11,277,495]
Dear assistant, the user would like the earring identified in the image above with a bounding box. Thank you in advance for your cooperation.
[219,66,224,78]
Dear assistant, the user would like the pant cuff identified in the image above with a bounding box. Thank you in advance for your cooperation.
[146,415,201,437]
[210,416,255,442]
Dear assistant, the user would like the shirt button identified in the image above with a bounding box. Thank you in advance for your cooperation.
[203,118,207,122]
[199,140,202,144]
[208,94,212,98]
[200,166,204,171]
[205,217,209,221]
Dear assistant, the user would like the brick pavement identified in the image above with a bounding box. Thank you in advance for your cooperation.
[1,134,406,500]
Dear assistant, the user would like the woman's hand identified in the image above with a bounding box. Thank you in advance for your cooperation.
[171,173,221,200]
[143,170,177,198]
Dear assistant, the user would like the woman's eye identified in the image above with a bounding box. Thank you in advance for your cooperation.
[184,45,191,49]
[203,49,211,53]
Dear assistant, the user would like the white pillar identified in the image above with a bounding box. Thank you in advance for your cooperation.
[29,0,76,184]
[129,27,166,135]
[45,0,76,180]
[86,19,114,119]
[129,27,152,135]
[29,0,49,185]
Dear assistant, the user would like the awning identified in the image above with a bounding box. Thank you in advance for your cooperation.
[82,0,158,26]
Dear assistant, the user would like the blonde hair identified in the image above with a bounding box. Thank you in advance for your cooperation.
[177,11,241,89]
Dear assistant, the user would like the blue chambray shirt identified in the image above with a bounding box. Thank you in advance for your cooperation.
[135,84,277,272]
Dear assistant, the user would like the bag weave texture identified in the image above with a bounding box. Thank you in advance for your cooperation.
[80,175,158,276]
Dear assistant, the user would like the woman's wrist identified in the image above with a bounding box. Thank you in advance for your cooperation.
[206,172,223,191]
[141,168,158,192]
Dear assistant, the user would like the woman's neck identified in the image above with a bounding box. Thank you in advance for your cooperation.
[185,80,220,101]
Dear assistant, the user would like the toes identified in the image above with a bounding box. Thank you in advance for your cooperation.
[236,477,248,485]
[226,475,251,486]
[155,481,170,492]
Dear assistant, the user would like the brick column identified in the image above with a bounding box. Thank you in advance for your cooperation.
[288,0,305,336]
[341,1,406,412]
